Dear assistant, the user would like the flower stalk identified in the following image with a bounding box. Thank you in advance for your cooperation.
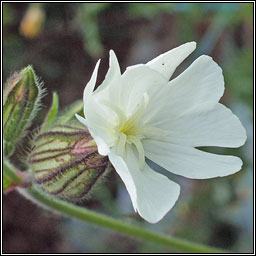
[22,186,228,253]
[3,159,26,192]
[3,155,228,253]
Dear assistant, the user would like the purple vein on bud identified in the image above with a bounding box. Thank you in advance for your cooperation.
[28,125,112,200]
[30,152,96,183]
[35,130,90,141]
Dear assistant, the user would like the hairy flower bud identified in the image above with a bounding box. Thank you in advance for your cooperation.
[3,66,43,157]
[28,125,112,201]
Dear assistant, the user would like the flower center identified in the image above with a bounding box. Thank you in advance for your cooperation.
[112,94,149,168]
[102,93,165,169]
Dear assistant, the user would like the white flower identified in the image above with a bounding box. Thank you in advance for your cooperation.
[76,42,247,223]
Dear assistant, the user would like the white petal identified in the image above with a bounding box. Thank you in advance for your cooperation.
[94,50,121,94]
[158,103,247,148]
[146,42,196,80]
[75,113,87,126]
[88,127,110,156]
[108,152,138,211]
[135,164,180,223]
[110,146,180,223]
[76,114,111,156]
[126,146,180,223]
[91,50,125,112]
[84,96,116,142]
[143,55,224,124]
[82,51,122,153]
[83,59,101,112]
[144,140,243,179]
[121,65,167,115]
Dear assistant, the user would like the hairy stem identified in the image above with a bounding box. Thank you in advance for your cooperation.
[22,186,228,253]
[3,160,23,183]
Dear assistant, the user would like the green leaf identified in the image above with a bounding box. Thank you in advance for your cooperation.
[40,92,59,131]
[58,99,84,125]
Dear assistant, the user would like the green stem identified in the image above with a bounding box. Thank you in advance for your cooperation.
[24,186,227,253]
[3,159,23,184]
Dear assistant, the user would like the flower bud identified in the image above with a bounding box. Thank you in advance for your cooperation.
[28,125,112,201]
[20,4,45,39]
[3,66,43,157]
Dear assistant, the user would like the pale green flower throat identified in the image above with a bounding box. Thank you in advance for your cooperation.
[104,93,165,169]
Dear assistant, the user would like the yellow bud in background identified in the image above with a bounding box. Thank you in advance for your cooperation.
[20,4,45,39]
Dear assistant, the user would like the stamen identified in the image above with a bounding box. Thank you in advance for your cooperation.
[116,132,126,157]
[101,93,166,171]
[128,135,145,169]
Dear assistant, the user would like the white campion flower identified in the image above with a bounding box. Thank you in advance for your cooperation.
[76,42,247,223]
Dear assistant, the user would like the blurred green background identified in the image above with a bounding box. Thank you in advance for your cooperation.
[3,3,253,253]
